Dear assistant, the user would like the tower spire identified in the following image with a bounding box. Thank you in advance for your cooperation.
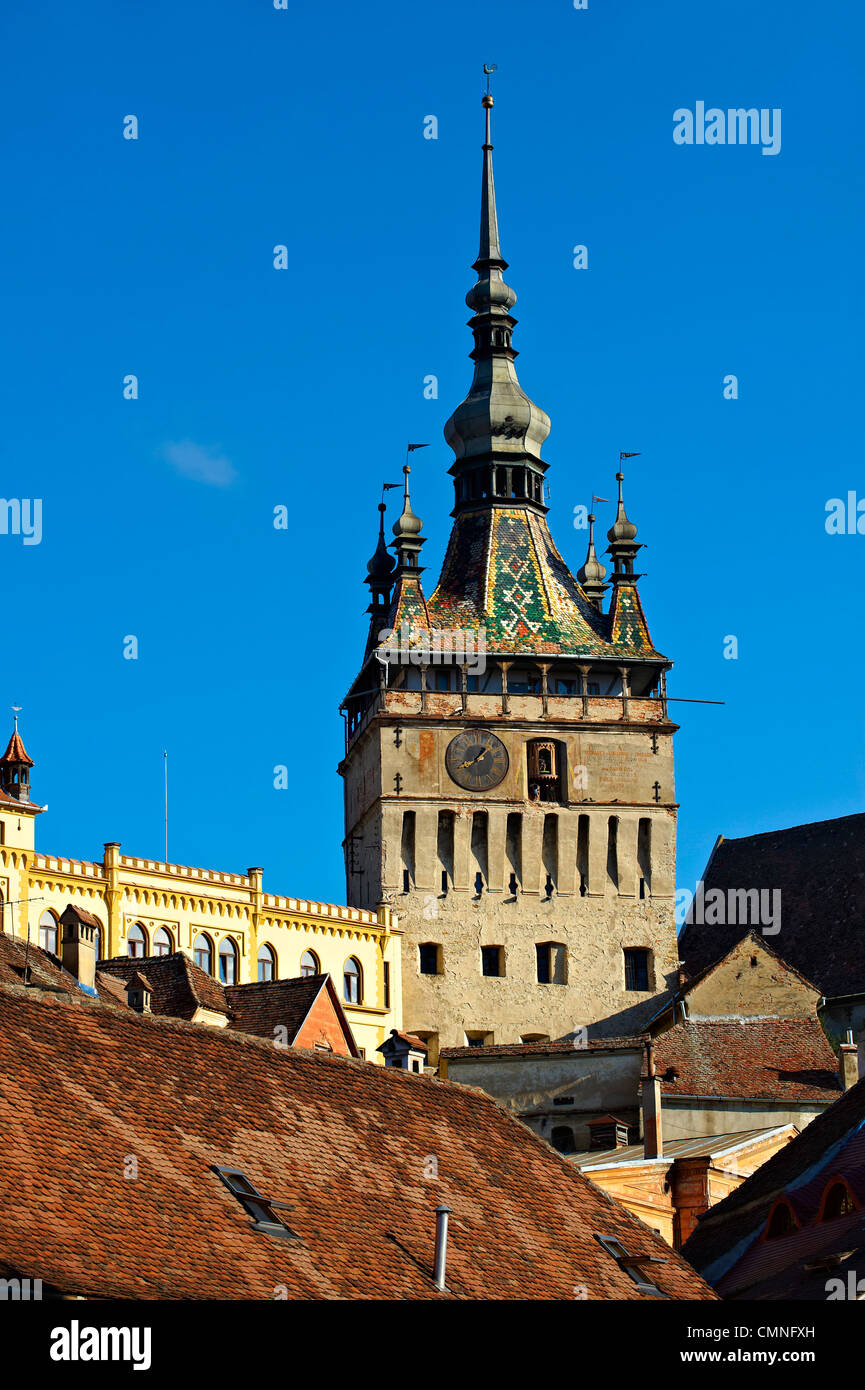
[0,710,34,804]
[391,465,425,571]
[363,501,396,658]
[606,471,642,584]
[477,67,505,275]
[443,69,551,511]
[577,512,608,611]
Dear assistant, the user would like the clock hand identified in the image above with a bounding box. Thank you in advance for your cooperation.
[459,750,489,769]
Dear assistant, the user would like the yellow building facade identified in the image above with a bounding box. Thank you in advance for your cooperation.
[0,722,402,1061]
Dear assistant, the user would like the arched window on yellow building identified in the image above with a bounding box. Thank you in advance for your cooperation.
[300,950,319,978]
[257,944,276,981]
[128,922,148,958]
[343,956,362,1005]
[153,927,173,957]
[39,910,58,954]
[218,938,238,985]
[194,933,213,974]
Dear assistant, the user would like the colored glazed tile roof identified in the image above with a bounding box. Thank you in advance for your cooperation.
[0,986,715,1300]
[651,1019,842,1102]
[683,1075,865,1298]
[379,506,663,661]
[678,813,865,997]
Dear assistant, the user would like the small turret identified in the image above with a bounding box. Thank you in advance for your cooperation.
[364,502,397,657]
[577,512,608,611]
[606,472,642,585]
[0,711,34,804]
[391,466,426,572]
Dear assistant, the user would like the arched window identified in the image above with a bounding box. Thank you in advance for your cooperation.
[300,950,319,978]
[343,956,362,1005]
[765,1199,798,1240]
[93,925,102,961]
[39,910,58,954]
[820,1180,856,1221]
[551,1126,575,1154]
[193,933,213,974]
[257,944,276,981]
[218,937,238,985]
[153,927,173,957]
[128,922,148,958]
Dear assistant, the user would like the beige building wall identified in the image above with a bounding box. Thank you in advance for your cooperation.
[682,936,820,1021]
[0,805,401,1062]
[441,1045,644,1150]
[661,1098,827,1142]
[342,689,679,1055]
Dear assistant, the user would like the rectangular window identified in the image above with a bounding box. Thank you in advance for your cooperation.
[555,678,576,695]
[383,962,390,1009]
[481,945,503,977]
[401,811,416,893]
[466,675,479,692]
[419,943,440,976]
[577,814,590,897]
[606,816,619,890]
[536,943,551,984]
[624,948,651,992]
[587,682,600,696]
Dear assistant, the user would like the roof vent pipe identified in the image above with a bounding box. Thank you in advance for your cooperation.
[433,1204,452,1291]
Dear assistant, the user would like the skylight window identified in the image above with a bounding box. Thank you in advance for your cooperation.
[213,1167,301,1241]
[594,1234,668,1298]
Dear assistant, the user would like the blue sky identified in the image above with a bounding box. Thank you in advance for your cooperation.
[2,0,862,913]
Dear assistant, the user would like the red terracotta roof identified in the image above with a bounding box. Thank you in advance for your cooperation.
[98,952,230,1021]
[0,933,121,1009]
[0,985,715,1300]
[60,904,103,929]
[0,729,33,767]
[384,1029,428,1051]
[224,974,360,1056]
[652,1020,841,1102]
[684,1076,865,1298]
[679,813,865,996]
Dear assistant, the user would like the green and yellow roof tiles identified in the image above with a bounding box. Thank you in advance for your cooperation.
[421,507,663,660]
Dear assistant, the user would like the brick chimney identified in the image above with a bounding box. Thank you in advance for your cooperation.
[642,1040,663,1159]
[59,905,98,992]
[840,1031,860,1091]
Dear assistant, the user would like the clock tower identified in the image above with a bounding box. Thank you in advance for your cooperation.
[339,89,680,1061]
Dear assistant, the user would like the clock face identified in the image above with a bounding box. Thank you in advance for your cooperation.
[445,729,509,791]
